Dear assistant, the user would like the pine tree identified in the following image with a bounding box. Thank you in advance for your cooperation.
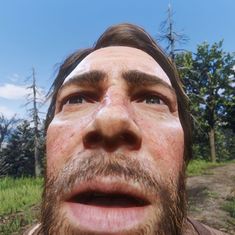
[1,120,35,177]
[0,114,17,149]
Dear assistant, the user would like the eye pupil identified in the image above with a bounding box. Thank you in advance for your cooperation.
[146,96,160,104]
[67,96,84,104]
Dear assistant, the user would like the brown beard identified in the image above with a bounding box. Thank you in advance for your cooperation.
[39,152,186,235]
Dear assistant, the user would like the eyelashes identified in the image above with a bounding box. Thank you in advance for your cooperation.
[133,93,166,105]
[59,91,169,112]
[58,92,99,111]
[63,94,94,105]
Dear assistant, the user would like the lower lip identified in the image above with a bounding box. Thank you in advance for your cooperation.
[65,202,150,233]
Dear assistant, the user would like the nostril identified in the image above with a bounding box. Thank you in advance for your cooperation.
[83,132,103,148]
[119,132,141,150]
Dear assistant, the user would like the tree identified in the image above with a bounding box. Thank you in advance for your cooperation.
[0,120,35,177]
[157,4,188,60]
[176,41,235,162]
[0,114,17,149]
[25,68,44,176]
[224,82,235,133]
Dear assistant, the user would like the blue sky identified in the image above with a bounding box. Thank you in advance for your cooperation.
[0,0,234,119]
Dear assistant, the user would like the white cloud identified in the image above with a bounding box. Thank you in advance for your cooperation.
[9,73,21,82]
[0,83,29,100]
[0,106,15,118]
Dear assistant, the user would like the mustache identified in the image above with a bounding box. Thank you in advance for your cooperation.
[41,152,186,235]
[44,152,164,199]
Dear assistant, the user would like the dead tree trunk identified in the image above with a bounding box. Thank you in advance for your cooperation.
[157,4,188,61]
[32,68,41,177]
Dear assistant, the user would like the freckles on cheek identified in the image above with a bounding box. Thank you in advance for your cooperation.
[142,121,184,175]
[46,113,94,172]
[46,123,79,171]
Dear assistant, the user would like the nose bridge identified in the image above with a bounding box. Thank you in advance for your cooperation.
[83,96,142,151]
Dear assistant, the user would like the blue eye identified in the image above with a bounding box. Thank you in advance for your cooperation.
[144,95,162,104]
[65,95,86,104]
[136,94,165,105]
[62,94,96,107]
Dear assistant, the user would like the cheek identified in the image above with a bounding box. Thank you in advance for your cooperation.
[138,114,184,177]
[46,116,90,174]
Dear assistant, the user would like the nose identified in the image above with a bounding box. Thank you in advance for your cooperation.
[82,104,142,152]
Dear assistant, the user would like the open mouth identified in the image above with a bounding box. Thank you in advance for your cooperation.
[68,191,150,208]
[64,181,153,233]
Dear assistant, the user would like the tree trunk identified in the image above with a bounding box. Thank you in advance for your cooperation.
[34,134,41,177]
[209,128,216,162]
[32,68,41,177]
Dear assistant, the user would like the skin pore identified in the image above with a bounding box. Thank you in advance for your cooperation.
[42,46,186,235]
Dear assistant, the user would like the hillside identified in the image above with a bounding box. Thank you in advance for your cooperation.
[187,163,235,234]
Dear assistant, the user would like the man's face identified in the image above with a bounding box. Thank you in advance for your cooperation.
[43,46,185,235]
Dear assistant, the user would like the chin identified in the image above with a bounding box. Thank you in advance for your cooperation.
[50,201,163,235]
[40,154,185,235]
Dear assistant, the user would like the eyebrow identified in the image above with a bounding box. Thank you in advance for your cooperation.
[122,70,175,94]
[58,70,106,95]
[58,69,175,97]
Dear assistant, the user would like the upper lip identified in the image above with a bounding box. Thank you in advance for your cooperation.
[64,177,154,207]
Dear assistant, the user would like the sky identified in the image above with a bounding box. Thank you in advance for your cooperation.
[0,0,234,119]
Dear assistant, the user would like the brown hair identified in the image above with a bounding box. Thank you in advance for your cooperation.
[46,23,192,163]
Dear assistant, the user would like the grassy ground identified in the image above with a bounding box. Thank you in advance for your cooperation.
[187,161,235,234]
[0,177,43,235]
[186,159,226,176]
[223,197,235,219]
[187,160,235,227]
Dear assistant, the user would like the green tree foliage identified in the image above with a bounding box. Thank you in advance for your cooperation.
[176,41,235,162]
[0,120,45,177]
[0,114,18,149]
[0,120,34,177]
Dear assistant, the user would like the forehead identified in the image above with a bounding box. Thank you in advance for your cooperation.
[63,46,171,85]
